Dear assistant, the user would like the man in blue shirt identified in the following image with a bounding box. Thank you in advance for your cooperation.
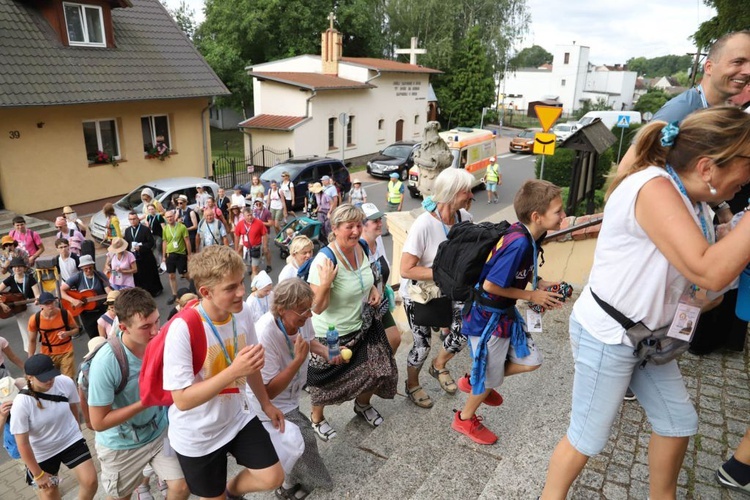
[88,288,189,500]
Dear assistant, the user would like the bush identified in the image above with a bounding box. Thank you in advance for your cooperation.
[535,147,613,191]
[561,187,605,216]
[609,123,644,163]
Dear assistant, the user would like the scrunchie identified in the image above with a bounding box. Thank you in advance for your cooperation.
[421,196,437,212]
[660,121,680,147]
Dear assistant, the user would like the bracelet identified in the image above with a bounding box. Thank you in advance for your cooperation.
[717,202,730,211]
[33,470,45,481]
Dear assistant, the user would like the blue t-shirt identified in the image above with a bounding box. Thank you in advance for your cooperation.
[462,223,536,338]
[87,334,167,450]
[652,87,706,124]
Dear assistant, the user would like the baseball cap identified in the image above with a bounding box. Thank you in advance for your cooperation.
[321,175,331,181]
[25,354,61,382]
[38,292,56,304]
[361,203,384,221]
[389,173,400,179]
[177,194,188,202]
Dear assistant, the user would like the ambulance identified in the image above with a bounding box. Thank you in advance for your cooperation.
[407,127,497,198]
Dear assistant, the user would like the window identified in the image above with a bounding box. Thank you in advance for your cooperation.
[328,117,336,149]
[414,115,419,125]
[346,116,355,146]
[63,3,105,47]
[377,118,385,142]
[378,119,384,130]
[141,115,171,153]
[564,52,570,64]
[561,79,566,86]
[83,119,120,162]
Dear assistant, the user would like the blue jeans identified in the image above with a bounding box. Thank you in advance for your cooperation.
[566,313,697,456]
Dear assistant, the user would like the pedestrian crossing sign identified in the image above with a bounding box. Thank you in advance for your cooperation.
[616,115,631,128]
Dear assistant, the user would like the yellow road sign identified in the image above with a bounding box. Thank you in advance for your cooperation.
[533,132,557,155]
[534,105,563,132]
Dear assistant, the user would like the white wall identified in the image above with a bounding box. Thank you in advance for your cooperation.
[500,70,556,111]
[253,81,309,116]
[249,55,320,73]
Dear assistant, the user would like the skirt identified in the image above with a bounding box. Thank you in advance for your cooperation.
[284,409,334,490]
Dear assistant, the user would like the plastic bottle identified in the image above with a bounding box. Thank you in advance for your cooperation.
[326,324,340,359]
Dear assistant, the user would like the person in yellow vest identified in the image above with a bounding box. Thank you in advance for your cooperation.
[484,156,502,204]
[386,173,404,212]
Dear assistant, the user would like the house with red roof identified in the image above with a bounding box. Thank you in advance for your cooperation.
[240,18,441,166]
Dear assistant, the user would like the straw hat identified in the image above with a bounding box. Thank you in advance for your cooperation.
[308,182,323,194]
[108,237,128,254]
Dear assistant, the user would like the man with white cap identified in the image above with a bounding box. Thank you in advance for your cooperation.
[484,156,501,204]
[60,255,112,339]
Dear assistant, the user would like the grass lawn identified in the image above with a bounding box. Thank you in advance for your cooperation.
[210,127,244,159]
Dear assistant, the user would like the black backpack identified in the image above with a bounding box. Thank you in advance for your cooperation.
[432,220,518,302]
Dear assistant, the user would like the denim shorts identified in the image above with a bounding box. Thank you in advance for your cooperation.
[566,313,697,456]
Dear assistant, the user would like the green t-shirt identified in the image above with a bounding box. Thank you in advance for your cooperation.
[163,222,188,254]
[308,246,374,337]
[87,334,168,450]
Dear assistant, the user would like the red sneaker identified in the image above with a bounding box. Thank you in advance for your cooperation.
[457,374,504,407]
[451,410,498,445]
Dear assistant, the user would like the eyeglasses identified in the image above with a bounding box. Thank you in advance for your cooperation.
[290,308,312,318]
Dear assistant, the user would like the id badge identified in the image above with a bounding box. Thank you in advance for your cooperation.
[172,241,178,249]
[666,286,706,342]
[526,309,543,333]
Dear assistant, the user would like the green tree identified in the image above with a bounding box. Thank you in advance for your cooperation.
[509,44,553,69]
[162,0,197,40]
[437,26,496,127]
[673,70,690,87]
[625,54,692,77]
[633,88,672,114]
[693,0,750,49]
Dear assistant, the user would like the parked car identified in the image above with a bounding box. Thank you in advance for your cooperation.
[552,122,580,143]
[509,129,538,154]
[251,157,351,211]
[89,177,219,242]
[366,141,420,181]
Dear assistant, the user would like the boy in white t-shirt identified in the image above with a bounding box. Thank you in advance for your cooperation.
[163,245,284,500]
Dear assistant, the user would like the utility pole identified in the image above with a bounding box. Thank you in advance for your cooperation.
[688,49,707,87]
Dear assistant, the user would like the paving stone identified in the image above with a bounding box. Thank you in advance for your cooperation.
[698,422,724,441]
[605,464,632,486]
[693,481,723,499]
[699,410,725,426]
[578,469,605,489]
[701,436,725,456]
[602,482,629,500]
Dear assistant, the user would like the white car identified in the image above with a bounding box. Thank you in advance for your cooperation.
[89,177,220,242]
[552,123,580,143]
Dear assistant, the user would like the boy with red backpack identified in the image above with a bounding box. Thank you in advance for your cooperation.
[162,245,284,499]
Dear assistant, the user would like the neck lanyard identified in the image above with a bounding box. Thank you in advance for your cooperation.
[275,318,296,360]
[15,275,27,295]
[434,208,451,237]
[130,225,140,241]
[666,165,711,242]
[198,303,237,367]
[82,273,95,291]
[696,84,709,109]
[333,241,364,293]
[148,215,156,231]
[521,224,539,290]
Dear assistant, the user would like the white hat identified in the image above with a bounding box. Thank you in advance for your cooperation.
[490,156,496,162]
[78,254,96,268]
[0,376,19,403]
[251,270,273,290]
[85,337,107,358]
[361,202,384,221]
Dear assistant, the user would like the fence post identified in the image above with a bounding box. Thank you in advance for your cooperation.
[288,148,293,159]
[261,145,266,168]
[230,159,236,188]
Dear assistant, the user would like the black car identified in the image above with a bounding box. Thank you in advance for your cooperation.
[366,141,420,181]
[249,157,351,211]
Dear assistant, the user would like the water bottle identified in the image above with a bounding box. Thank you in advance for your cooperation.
[326,324,340,359]
[736,266,750,321]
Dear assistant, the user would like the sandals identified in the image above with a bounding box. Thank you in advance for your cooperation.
[275,483,310,500]
[429,363,458,394]
[354,400,384,427]
[310,416,337,441]
[405,382,434,408]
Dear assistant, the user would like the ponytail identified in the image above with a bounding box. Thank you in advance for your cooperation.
[25,379,44,410]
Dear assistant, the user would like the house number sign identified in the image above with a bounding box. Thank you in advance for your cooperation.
[8,131,20,139]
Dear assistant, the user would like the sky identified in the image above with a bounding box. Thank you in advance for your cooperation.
[165,0,716,65]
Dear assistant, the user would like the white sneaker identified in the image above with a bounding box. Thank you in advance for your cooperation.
[136,484,154,500]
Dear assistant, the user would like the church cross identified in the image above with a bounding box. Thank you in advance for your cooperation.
[395,37,427,65]
[327,12,336,31]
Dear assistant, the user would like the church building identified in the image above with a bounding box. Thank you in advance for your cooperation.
[240,17,440,165]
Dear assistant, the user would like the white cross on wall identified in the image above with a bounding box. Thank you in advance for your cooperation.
[395,37,427,65]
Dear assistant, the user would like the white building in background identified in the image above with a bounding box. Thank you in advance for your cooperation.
[240,20,440,164]
[500,43,637,114]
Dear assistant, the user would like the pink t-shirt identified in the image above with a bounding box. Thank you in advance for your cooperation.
[10,229,42,256]
[109,251,136,288]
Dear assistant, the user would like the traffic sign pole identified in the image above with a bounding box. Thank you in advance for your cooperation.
[540,155,546,180]
[616,127,626,165]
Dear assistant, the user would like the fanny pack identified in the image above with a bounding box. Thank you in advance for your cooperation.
[590,290,689,367]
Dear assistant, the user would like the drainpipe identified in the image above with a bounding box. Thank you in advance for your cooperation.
[201,97,214,178]
[305,89,317,118]
[366,69,382,84]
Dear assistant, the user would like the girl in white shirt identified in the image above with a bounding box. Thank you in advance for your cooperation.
[246,270,274,324]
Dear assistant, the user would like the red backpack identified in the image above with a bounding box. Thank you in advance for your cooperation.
[139,304,205,407]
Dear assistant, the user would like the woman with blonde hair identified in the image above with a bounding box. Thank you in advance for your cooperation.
[102,203,121,242]
[278,235,314,283]
[541,107,750,499]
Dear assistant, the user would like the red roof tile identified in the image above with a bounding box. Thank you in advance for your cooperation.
[239,115,308,131]
[341,57,441,74]
[248,72,374,90]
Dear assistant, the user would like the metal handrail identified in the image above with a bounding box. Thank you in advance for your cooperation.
[545,216,603,241]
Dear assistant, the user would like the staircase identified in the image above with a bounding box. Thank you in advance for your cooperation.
[0,209,58,239]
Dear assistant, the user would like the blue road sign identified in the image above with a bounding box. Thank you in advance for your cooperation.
[616,115,631,128]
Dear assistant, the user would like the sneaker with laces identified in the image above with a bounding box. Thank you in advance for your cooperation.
[451,410,498,445]
[136,484,154,500]
[716,462,750,495]
[456,374,504,406]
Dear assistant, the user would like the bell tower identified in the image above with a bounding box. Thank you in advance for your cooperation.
[321,12,342,75]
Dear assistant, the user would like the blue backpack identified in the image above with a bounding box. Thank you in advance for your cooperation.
[297,239,369,282]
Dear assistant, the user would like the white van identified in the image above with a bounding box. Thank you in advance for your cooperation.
[578,111,642,130]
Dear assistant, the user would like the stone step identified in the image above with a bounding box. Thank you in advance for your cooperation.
[0,210,58,239]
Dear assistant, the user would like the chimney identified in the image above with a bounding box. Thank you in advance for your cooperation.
[321,12,342,75]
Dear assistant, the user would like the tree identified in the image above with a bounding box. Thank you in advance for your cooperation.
[509,44,553,69]
[573,97,612,120]
[693,0,750,50]
[437,26,496,127]
[162,0,197,40]
[633,88,672,114]
[625,54,692,77]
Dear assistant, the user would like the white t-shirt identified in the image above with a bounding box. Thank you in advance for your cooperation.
[268,189,283,211]
[58,255,78,281]
[400,208,472,300]
[574,167,715,344]
[249,312,314,417]
[245,291,274,325]
[10,375,82,462]
[230,193,246,209]
[163,304,257,457]
[277,262,299,283]
[280,181,294,201]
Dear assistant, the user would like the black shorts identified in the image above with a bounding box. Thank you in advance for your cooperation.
[25,439,91,485]
[284,198,294,212]
[166,252,188,275]
[175,417,279,497]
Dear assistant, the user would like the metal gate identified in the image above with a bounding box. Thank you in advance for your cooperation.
[211,146,292,188]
